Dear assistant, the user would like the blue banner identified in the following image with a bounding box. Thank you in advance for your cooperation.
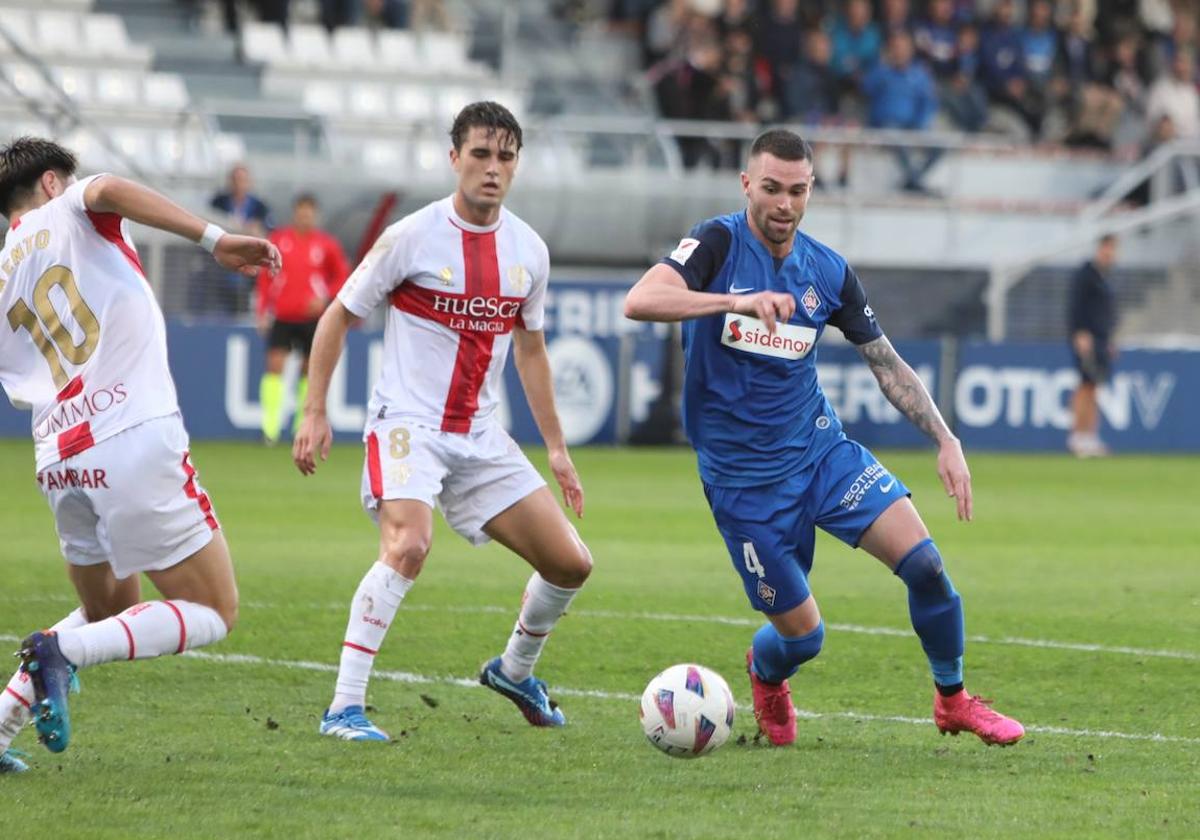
[954,342,1199,451]
[0,280,670,448]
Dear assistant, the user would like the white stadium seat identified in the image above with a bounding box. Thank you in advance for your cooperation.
[393,85,434,123]
[5,63,50,99]
[376,30,420,72]
[362,139,403,171]
[93,69,139,106]
[213,132,247,166]
[436,86,475,125]
[0,10,34,58]
[348,82,390,119]
[302,81,344,117]
[330,27,377,70]
[143,72,189,110]
[51,65,92,104]
[287,24,332,69]
[82,14,150,62]
[34,11,80,55]
[242,22,287,66]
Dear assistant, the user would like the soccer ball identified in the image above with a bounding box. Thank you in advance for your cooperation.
[639,663,735,758]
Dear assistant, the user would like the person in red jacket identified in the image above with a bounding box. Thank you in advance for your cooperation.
[257,194,349,444]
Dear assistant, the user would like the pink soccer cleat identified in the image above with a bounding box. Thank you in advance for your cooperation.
[934,690,1025,746]
[746,649,796,746]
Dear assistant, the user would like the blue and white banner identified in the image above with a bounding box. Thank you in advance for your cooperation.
[0,280,669,448]
[954,342,1198,451]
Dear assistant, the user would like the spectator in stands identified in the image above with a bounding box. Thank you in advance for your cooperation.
[756,0,807,101]
[1067,234,1119,458]
[210,164,273,313]
[651,22,728,168]
[720,27,770,124]
[829,0,883,97]
[863,29,941,194]
[783,28,841,125]
[645,0,694,65]
[257,194,349,446]
[1146,47,1199,140]
[253,0,289,28]
[980,0,1044,138]
[407,0,452,31]
[1147,7,1194,78]
[880,0,914,38]
[913,0,959,80]
[1021,0,1060,88]
[715,0,756,37]
[1103,31,1151,144]
[940,22,990,132]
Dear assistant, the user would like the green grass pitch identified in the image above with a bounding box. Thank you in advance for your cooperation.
[1,439,1198,839]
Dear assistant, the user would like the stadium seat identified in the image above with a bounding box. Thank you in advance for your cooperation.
[34,11,80,56]
[393,85,435,123]
[93,69,139,107]
[213,131,247,166]
[348,82,391,120]
[420,31,469,74]
[287,24,333,69]
[143,72,189,111]
[50,65,92,104]
[362,139,404,171]
[376,30,420,73]
[4,63,51,99]
[302,81,345,118]
[436,86,476,126]
[242,22,288,66]
[330,27,378,70]
[0,10,34,58]
[82,14,152,63]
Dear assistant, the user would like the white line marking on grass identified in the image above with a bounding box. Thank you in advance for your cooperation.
[6,597,1200,662]
[3,633,1192,745]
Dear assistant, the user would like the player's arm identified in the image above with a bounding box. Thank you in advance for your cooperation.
[83,175,280,277]
[832,265,972,521]
[624,225,795,333]
[511,328,584,518]
[292,300,361,475]
[858,335,972,521]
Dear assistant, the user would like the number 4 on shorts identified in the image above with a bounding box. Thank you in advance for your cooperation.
[742,542,765,579]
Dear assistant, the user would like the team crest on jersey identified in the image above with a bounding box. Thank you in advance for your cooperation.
[801,285,821,317]
[756,580,776,607]
[508,264,529,293]
[439,266,453,286]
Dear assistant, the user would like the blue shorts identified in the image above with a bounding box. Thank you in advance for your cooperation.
[703,439,910,615]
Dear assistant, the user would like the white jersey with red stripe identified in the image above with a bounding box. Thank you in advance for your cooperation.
[338,195,548,434]
[0,174,179,470]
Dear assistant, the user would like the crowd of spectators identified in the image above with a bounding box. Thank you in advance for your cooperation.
[609,0,1200,178]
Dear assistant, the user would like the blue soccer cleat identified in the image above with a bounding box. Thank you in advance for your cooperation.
[318,705,390,742]
[0,750,29,774]
[16,631,74,754]
[479,657,566,727]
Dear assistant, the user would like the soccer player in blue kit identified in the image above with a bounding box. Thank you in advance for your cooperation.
[624,129,1023,747]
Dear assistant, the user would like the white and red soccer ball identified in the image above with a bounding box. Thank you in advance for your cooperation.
[639,664,735,758]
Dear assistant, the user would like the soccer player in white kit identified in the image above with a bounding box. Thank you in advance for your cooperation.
[294,102,593,740]
[0,137,281,772]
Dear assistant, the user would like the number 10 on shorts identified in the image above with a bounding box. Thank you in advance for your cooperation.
[743,542,765,578]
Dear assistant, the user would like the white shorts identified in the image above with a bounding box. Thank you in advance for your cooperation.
[360,419,547,546]
[37,413,219,580]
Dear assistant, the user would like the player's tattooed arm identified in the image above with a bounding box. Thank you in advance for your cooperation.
[856,335,952,444]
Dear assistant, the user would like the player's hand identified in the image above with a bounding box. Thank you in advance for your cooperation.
[937,436,973,522]
[549,446,584,519]
[255,313,272,337]
[731,291,796,335]
[293,411,332,476]
[213,234,282,278]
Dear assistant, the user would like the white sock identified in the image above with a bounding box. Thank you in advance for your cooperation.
[500,574,581,682]
[329,562,414,714]
[0,607,87,752]
[54,601,227,668]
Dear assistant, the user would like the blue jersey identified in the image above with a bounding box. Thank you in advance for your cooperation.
[662,211,882,487]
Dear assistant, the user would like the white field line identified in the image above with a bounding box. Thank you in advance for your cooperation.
[1,633,1197,745]
[6,594,1200,663]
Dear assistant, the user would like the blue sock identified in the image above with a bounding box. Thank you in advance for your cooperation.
[894,539,964,688]
[750,620,825,684]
